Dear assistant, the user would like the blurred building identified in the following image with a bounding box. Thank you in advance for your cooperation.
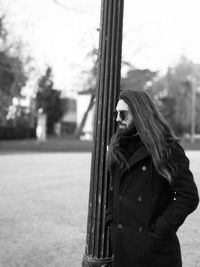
[60,98,77,135]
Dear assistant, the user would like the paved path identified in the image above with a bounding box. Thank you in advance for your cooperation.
[0,152,199,267]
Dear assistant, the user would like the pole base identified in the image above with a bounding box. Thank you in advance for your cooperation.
[82,255,113,267]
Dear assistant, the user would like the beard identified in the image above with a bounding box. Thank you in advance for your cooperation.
[117,121,138,136]
[117,124,129,135]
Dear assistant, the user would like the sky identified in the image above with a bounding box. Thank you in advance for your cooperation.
[123,0,200,72]
[1,0,200,97]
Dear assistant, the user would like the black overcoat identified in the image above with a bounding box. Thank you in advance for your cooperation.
[107,141,199,267]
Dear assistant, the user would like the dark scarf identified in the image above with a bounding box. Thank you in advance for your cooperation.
[117,132,142,161]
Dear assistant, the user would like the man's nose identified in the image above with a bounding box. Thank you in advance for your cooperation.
[116,113,121,122]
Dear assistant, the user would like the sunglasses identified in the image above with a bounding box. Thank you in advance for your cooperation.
[113,110,129,121]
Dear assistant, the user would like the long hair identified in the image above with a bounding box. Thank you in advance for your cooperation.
[107,131,131,171]
[107,89,179,183]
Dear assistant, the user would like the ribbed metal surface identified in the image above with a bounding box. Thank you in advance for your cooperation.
[82,0,124,266]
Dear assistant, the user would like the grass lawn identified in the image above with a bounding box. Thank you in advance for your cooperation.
[0,151,199,266]
[0,137,92,153]
[0,136,200,154]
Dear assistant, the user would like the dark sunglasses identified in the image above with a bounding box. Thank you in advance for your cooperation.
[113,110,129,121]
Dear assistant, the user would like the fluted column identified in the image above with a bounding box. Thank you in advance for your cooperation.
[82,0,124,266]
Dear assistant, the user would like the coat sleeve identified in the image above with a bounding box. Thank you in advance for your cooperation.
[154,142,199,237]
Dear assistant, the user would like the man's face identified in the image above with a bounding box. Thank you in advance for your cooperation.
[115,99,133,132]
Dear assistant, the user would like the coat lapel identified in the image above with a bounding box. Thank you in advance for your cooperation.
[120,144,150,183]
[125,145,149,171]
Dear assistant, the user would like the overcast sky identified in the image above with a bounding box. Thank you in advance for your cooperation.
[123,0,200,72]
[1,0,200,96]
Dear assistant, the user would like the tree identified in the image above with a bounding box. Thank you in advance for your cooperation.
[121,68,157,92]
[152,56,200,135]
[0,15,27,125]
[75,48,98,138]
[36,66,65,135]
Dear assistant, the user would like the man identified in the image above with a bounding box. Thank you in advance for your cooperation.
[106,89,199,267]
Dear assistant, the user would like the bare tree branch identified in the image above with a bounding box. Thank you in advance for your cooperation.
[53,0,86,13]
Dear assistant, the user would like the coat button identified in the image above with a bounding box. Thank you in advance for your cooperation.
[138,195,143,202]
[138,226,143,232]
[118,224,123,229]
[142,166,147,171]
[119,195,122,200]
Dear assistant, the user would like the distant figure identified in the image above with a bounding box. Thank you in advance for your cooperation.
[54,122,61,137]
[36,108,47,142]
[106,89,199,267]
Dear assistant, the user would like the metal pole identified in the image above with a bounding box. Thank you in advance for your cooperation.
[82,0,124,266]
[191,75,196,143]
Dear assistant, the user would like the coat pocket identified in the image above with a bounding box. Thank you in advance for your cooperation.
[143,229,174,240]
[154,216,177,237]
